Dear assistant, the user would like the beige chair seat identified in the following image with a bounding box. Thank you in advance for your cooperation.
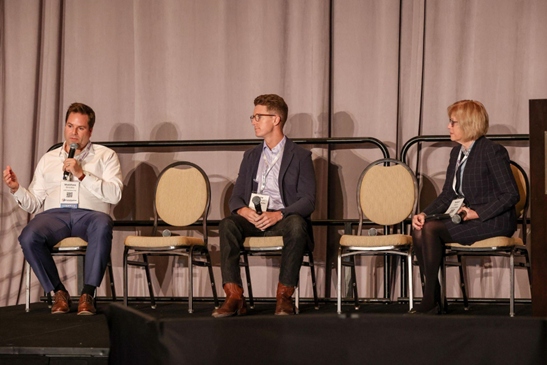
[125,235,205,248]
[243,236,283,249]
[447,237,524,250]
[53,237,88,249]
[340,234,412,248]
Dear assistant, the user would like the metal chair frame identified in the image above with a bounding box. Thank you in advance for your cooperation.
[337,158,417,314]
[442,161,531,317]
[123,161,219,313]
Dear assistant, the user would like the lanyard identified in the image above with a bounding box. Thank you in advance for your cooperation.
[452,150,469,196]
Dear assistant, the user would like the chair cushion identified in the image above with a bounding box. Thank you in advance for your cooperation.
[340,234,412,247]
[243,236,284,249]
[124,235,204,248]
[447,236,524,249]
[54,237,88,249]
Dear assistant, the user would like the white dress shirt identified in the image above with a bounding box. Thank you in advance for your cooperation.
[256,137,286,210]
[12,142,123,215]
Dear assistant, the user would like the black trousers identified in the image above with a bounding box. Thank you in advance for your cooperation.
[219,214,311,288]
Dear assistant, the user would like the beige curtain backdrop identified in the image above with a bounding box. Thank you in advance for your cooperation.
[1,0,545,306]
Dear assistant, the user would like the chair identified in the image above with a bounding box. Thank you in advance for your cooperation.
[443,161,531,317]
[123,161,219,313]
[239,236,319,313]
[25,237,116,312]
[337,158,417,314]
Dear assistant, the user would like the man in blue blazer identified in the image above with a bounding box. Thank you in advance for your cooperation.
[213,94,316,317]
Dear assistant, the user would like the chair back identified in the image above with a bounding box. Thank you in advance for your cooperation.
[358,159,418,228]
[154,161,211,228]
[510,161,529,244]
[510,161,528,219]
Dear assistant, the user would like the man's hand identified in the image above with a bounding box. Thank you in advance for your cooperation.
[237,207,283,230]
[63,158,84,179]
[3,165,19,193]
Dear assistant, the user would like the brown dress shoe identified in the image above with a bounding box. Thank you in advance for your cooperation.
[77,294,96,315]
[212,283,248,318]
[51,290,71,314]
[275,282,295,315]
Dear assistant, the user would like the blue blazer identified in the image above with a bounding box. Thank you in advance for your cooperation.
[229,138,316,219]
[423,136,519,244]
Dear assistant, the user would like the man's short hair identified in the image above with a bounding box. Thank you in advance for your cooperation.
[65,103,96,129]
[447,100,489,141]
[254,94,288,127]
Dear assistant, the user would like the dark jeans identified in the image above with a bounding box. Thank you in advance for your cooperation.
[219,214,311,288]
[18,208,113,293]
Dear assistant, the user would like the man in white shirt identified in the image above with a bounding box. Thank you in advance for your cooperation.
[3,102,123,315]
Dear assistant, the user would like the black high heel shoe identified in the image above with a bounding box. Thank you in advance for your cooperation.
[406,302,441,315]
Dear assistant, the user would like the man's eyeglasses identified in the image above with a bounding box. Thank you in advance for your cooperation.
[250,114,276,122]
[449,119,459,127]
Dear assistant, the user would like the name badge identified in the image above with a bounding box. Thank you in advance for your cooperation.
[249,193,269,213]
[445,198,465,217]
[60,181,79,208]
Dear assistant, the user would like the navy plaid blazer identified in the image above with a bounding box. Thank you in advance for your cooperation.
[423,136,519,244]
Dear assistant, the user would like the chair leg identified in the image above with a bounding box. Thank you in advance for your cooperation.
[142,255,156,309]
[383,254,390,299]
[123,247,129,306]
[205,250,219,308]
[457,255,469,310]
[307,252,319,309]
[440,261,447,314]
[295,286,300,314]
[241,253,254,309]
[188,249,194,314]
[510,252,515,317]
[407,253,413,311]
[25,261,31,313]
[337,247,343,314]
[350,255,359,310]
[107,256,116,301]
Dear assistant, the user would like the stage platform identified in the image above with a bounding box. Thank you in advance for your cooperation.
[0,300,544,364]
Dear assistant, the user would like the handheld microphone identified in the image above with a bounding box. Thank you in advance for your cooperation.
[451,210,467,224]
[368,228,383,236]
[162,229,172,237]
[63,143,78,180]
[252,196,263,214]
[425,211,466,224]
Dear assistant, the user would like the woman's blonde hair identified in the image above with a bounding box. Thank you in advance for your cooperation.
[447,100,489,141]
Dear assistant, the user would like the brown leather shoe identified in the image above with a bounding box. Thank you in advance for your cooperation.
[212,283,248,318]
[51,289,71,314]
[77,294,96,315]
[275,282,295,315]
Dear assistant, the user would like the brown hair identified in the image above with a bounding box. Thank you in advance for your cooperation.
[65,102,96,129]
[254,94,288,127]
[447,100,489,141]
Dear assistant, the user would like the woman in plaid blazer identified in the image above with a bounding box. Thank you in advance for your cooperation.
[409,100,520,314]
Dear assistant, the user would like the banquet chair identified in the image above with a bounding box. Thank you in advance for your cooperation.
[443,161,530,317]
[337,158,417,314]
[123,161,219,313]
[239,235,319,313]
[25,237,116,312]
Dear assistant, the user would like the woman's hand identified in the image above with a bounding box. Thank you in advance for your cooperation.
[412,212,426,230]
[460,207,479,221]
